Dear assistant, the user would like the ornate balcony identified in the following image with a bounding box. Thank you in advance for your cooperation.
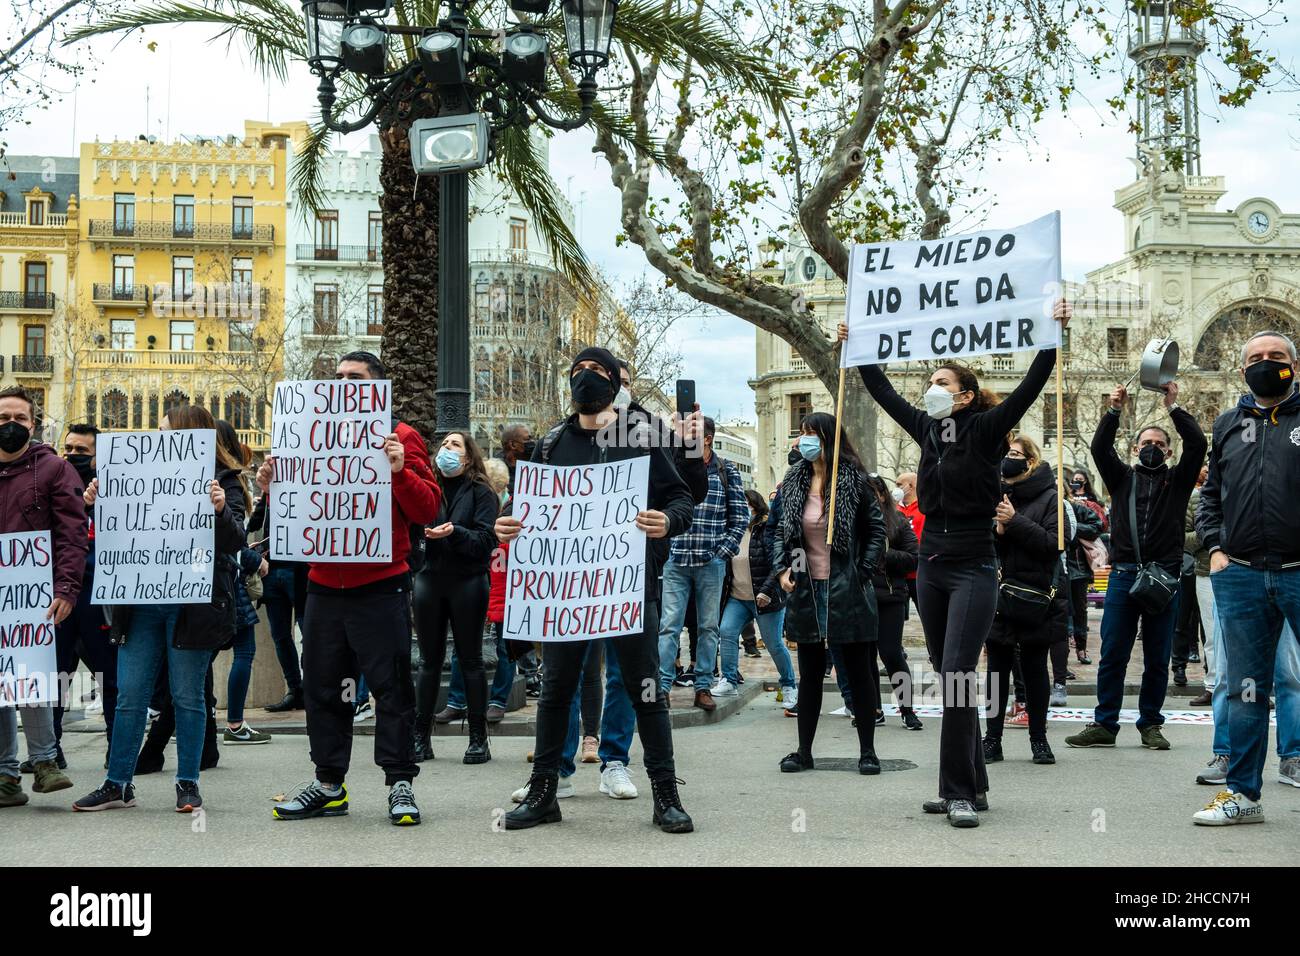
[0,291,55,311]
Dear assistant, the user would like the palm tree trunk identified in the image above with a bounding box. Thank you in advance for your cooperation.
[378,119,439,438]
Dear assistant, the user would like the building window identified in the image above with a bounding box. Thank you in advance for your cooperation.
[229,319,256,352]
[112,255,134,295]
[313,283,339,335]
[172,256,195,302]
[509,217,527,251]
[102,390,129,430]
[27,200,46,225]
[232,256,253,307]
[113,193,135,234]
[225,393,252,430]
[315,210,338,258]
[23,325,46,357]
[311,355,336,379]
[23,261,47,307]
[232,197,253,238]
[110,319,135,350]
[367,286,383,336]
[789,393,813,436]
[173,195,195,237]
[170,320,195,351]
[368,212,382,260]
[163,389,190,417]
[802,257,817,281]
[1041,392,1078,441]
[1107,328,1128,362]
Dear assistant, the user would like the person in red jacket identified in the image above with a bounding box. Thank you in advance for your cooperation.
[263,352,441,826]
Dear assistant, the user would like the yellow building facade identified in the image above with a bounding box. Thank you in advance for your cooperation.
[73,121,306,451]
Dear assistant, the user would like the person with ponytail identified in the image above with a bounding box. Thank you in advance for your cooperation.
[772,412,887,776]
[838,301,1070,827]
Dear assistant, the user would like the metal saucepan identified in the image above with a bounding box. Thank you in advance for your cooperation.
[1122,338,1180,392]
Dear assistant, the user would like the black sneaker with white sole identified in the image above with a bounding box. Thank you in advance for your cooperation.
[73,781,137,812]
[272,781,349,820]
[388,781,421,825]
[175,780,202,813]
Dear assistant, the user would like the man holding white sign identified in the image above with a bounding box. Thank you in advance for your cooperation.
[836,215,1069,829]
[495,346,697,833]
[0,386,89,807]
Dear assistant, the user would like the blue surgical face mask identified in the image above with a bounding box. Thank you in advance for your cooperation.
[436,448,464,477]
[798,435,821,462]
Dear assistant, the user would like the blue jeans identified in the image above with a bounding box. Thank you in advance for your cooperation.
[262,567,301,693]
[562,640,634,777]
[657,557,726,692]
[1093,565,1180,736]
[1211,564,1300,800]
[446,628,516,710]
[222,624,257,724]
[106,605,209,785]
[718,598,795,688]
[1212,621,1300,759]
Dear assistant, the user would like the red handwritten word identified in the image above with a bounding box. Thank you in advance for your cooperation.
[300,526,385,558]
[516,465,595,499]
[0,535,51,568]
[273,455,382,486]
[311,381,389,415]
[307,418,387,453]
[308,490,381,522]
[541,601,642,638]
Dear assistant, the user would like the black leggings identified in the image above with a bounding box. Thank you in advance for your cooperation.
[414,572,489,732]
[796,642,877,757]
[581,640,604,738]
[867,600,913,713]
[1069,578,1089,651]
[915,556,998,802]
[986,641,1049,740]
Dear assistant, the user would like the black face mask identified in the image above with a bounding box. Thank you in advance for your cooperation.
[570,368,614,407]
[1244,359,1295,399]
[1070,480,1085,493]
[1137,444,1167,470]
[787,447,802,467]
[66,453,95,485]
[0,421,31,454]
[520,439,536,460]
[1000,456,1030,479]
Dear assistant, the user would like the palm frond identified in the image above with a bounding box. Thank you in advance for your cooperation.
[289,119,334,221]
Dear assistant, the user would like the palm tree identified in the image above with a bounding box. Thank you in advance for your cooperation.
[69,0,787,435]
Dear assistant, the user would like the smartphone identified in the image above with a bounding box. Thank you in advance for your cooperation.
[676,379,696,417]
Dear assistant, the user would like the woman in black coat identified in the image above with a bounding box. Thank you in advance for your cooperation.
[413,431,499,765]
[983,435,1067,767]
[863,473,923,731]
[772,412,886,775]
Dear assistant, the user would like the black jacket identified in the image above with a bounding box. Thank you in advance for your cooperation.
[1091,405,1206,569]
[110,467,248,651]
[1197,387,1300,569]
[859,349,1056,557]
[772,459,885,644]
[1066,498,1103,582]
[723,515,785,615]
[420,474,499,577]
[990,462,1067,646]
[873,511,918,603]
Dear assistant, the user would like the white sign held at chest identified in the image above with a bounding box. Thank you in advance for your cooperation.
[504,458,649,643]
[0,531,57,705]
[841,211,1062,367]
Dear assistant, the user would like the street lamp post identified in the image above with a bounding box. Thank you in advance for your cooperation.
[301,0,620,435]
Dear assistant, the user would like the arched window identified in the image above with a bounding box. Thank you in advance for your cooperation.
[163,389,190,418]
[474,346,491,399]
[802,257,817,281]
[1194,306,1300,372]
[102,389,129,429]
[511,354,526,401]
[225,392,252,430]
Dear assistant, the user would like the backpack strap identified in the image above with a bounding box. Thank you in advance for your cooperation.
[540,421,568,464]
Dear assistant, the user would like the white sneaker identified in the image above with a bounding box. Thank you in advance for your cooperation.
[352,701,374,723]
[1192,790,1265,826]
[85,697,104,717]
[511,775,575,803]
[599,761,639,799]
[781,685,798,709]
[711,678,739,698]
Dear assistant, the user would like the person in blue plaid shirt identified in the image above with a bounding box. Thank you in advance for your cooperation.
[657,417,750,711]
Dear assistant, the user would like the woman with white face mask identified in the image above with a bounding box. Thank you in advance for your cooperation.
[837,300,1070,828]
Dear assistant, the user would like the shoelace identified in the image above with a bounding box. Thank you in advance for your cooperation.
[1204,790,1237,810]
[652,776,686,810]
[389,783,414,807]
[949,799,976,813]
[524,778,554,808]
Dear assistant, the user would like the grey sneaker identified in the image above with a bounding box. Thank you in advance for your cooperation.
[947,799,979,828]
[923,793,989,814]
[1279,756,1300,789]
[388,781,421,826]
[1139,725,1171,750]
[1049,683,1068,707]
[1197,754,1228,786]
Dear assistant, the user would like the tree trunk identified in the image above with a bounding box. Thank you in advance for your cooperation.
[378,119,439,438]
[839,375,877,473]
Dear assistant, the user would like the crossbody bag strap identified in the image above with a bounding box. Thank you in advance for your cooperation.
[1127,476,1143,567]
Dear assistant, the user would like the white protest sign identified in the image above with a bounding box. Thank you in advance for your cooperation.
[0,532,57,706]
[92,430,216,605]
[504,458,649,643]
[842,211,1062,366]
[269,379,392,563]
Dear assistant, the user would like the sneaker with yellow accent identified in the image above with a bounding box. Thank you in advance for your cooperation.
[1192,790,1264,826]
[272,780,348,820]
[387,781,421,826]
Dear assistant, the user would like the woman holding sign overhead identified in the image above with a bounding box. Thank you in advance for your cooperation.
[74,404,248,815]
[838,299,1070,828]
[413,431,500,765]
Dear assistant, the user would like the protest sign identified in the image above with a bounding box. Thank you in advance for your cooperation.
[269,379,392,563]
[504,458,649,642]
[0,531,57,705]
[841,211,1062,366]
[91,429,216,606]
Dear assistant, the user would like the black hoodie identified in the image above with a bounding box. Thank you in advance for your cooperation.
[995,462,1061,592]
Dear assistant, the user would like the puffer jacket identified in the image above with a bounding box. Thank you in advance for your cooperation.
[1066,499,1102,583]
[722,515,786,615]
[872,511,918,603]
[990,462,1067,645]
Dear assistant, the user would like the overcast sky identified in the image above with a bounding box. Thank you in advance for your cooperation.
[6,19,1300,422]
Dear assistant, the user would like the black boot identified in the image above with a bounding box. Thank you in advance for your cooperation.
[412,713,435,763]
[265,688,304,713]
[463,722,491,765]
[649,776,694,833]
[504,774,562,829]
[1172,664,1187,687]
[200,715,220,771]
[858,751,882,775]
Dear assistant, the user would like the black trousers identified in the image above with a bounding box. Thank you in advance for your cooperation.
[796,641,878,756]
[581,640,604,738]
[413,571,489,731]
[533,603,674,779]
[986,640,1050,740]
[53,579,118,747]
[1069,578,1090,651]
[915,556,998,802]
[867,599,913,712]
[1171,574,1201,668]
[303,586,418,786]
